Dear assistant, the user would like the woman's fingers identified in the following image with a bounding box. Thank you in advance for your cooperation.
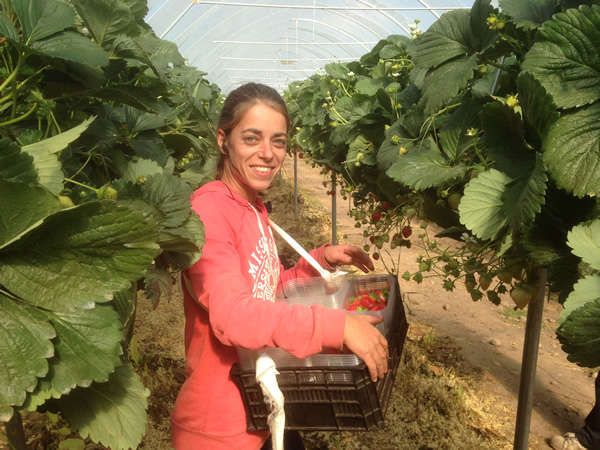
[343,314,389,382]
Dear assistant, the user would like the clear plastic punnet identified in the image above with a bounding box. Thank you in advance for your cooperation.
[236,274,396,372]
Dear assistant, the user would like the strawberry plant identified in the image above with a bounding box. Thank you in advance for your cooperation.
[0,0,219,448]
[287,0,600,369]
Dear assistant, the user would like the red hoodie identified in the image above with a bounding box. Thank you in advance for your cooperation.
[171,180,346,449]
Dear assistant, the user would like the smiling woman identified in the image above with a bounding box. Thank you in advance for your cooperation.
[170,82,389,450]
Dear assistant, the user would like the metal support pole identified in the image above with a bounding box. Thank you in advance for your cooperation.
[513,267,548,449]
[331,171,337,245]
[294,152,298,219]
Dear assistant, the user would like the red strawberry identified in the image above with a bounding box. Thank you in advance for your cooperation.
[402,226,412,238]
[371,211,382,223]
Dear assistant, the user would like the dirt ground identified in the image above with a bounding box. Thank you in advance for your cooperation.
[5,156,597,449]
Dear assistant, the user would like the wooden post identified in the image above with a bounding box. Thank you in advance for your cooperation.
[513,267,548,449]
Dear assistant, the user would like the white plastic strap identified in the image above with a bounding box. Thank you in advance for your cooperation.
[268,219,333,283]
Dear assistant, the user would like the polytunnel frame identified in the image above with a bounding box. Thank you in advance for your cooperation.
[146,0,466,93]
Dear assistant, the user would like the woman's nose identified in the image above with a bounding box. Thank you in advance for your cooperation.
[258,143,274,159]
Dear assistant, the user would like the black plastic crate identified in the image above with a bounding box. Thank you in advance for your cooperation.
[230,275,408,431]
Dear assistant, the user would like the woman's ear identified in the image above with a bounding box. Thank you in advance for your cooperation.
[217,129,228,155]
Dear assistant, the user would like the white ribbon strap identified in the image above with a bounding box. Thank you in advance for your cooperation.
[256,353,285,450]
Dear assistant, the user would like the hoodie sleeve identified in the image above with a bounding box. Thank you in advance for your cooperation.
[185,192,346,357]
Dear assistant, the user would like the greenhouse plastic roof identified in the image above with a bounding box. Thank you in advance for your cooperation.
[145,0,477,94]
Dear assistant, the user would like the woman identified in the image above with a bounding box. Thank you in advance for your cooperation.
[171,82,389,449]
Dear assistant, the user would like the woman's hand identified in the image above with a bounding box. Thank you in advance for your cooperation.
[343,314,389,382]
[323,244,375,273]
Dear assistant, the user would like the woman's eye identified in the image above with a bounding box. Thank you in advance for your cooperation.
[274,139,287,147]
[244,136,258,144]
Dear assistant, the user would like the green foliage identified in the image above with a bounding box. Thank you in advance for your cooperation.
[0,0,219,447]
[287,0,600,368]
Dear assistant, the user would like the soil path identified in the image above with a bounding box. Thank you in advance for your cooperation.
[282,156,597,449]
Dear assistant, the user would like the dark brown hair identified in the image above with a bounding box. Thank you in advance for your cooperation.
[216,83,290,179]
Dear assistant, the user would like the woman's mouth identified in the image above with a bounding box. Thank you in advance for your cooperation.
[251,166,273,174]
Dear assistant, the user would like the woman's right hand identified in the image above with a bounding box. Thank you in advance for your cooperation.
[342,314,389,382]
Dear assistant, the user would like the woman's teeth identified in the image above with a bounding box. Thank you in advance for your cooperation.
[253,166,271,173]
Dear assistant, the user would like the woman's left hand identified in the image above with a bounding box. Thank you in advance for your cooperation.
[323,244,375,273]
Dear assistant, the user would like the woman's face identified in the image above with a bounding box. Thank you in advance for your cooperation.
[217,103,288,203]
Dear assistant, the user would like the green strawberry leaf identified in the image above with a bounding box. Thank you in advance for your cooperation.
[0,12,19,41]
[121,157,163,183]
[325,62,351,80]
[44,305,123,394]
[480,101,535,179]
[13,0,76,44]
[517,72,560,150]
[356,78,385,96]
[70,0,139,48]
[459,169,511,241]
[0,293,55,410]
[376,121,418,171]
[131,131,170,166]
[140,173,194,228]
[180,157,218,188]
[413,9,472,69]
[88,85,162,114]
[0,138,38,184]
[556,298,600,368]
[559,275,600,325]
[521,5,600,109]
[543,103,600,198]
[347,136,376,166]
[31,31,110,66]
[419,54,479,115]
[21,117,95,195]
[0,201,160,312]
[387,136,468,190]
[500,0,557,30]
[468,0,498,51]
[59,362,149,450]
[438,99,482,161]
[523,186,596,301]
[0,179,61,248]
[567,219,600,271]
[501,153,548,232]
[110,283,137,343]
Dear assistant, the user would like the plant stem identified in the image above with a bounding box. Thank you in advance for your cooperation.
[64,177,98,193]
[0,102,37,127]
[0,52,23,94]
